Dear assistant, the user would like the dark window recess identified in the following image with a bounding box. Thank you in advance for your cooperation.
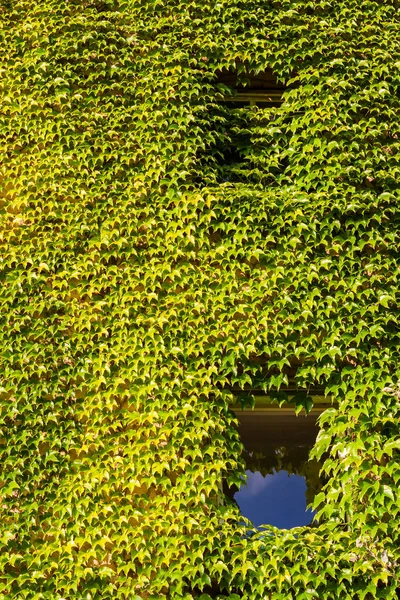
[199,67,289,186]
[215,68,286,105]
[225,410,324,530]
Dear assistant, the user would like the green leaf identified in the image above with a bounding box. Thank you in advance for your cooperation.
[382,485,395,502]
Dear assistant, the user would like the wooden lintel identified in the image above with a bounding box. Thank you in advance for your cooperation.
[221,90,284,103]
[232,405,334,415]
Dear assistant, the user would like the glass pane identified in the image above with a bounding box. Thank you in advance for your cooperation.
[231,410,323,529]
[235,469,315,529]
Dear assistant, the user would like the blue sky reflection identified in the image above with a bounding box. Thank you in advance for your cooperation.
[234,469,315,529]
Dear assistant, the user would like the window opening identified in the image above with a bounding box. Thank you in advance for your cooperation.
[215,68,286,106]
[204,67,288,186]
[226,399,328,530]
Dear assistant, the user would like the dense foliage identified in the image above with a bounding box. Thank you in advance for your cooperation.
[1,0,400,598]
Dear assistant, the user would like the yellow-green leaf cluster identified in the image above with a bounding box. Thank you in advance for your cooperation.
[1,0,400,598]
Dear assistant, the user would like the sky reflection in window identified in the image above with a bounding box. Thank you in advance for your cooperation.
[231,408,323,529]
[234,468,315,529]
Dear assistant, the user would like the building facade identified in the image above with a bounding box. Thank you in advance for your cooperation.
[1,0,400,598]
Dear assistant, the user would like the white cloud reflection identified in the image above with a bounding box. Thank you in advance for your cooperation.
[238,469,280,498]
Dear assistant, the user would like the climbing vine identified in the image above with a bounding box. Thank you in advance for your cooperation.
[1,0,400,598]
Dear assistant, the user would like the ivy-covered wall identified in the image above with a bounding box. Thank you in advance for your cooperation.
[1,0,400,598]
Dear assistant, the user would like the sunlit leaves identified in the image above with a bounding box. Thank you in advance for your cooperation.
[1,0,400,598]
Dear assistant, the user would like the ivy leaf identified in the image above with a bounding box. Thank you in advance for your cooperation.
[382,485,395,502]
[269,390,289,406]
[292,392,314,415]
